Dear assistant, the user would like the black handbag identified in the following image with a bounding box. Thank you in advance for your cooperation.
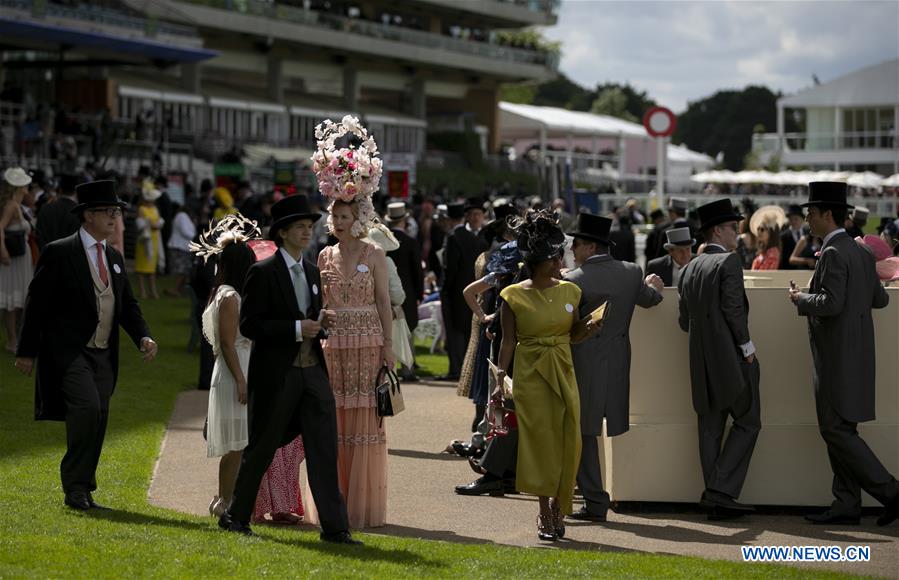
[375,366,404,421]
[3,229,26,258]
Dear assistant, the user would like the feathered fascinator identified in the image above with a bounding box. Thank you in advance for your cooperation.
[311,115,383,238]
[486,241,522,275]
[510,209,566,262]
[189,213,263,262]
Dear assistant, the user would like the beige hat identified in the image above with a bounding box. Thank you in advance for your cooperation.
[4,167,32,188]
[367,222,400,252]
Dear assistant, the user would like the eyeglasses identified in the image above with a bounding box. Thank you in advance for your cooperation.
[90,208,123,217]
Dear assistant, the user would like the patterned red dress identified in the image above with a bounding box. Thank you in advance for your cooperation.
[253,436,305,522]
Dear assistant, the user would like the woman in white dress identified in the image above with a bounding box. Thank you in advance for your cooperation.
[202,239,257,516]
[0,167,34,353]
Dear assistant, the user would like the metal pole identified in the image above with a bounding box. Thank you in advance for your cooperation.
[656,136,666,210]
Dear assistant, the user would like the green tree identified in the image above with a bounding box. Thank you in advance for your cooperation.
[590,87,638,122]
[674,86,779,171]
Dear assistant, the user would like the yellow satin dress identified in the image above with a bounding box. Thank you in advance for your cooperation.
[500,280,582,514]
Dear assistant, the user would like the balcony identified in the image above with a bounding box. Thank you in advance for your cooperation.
[753,131,899,168]
[0,0,200,43]
[414,0,560,26]
[160,0,558,79]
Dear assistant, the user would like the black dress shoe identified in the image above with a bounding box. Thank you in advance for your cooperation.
[64,491,91,511]
[707,506,748,521]
[433,374,459,382]
[218,512,254,536]
[805,511,861,525]
[700,491,755,513]
[877,494,899,527]
[320,531,363,545]
[567,506,607,522]
[399,372,420,382]
[87,493,111,511]
[455,476,504,496]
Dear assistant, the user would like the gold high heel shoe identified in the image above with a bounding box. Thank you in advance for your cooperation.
[208,496,220,516]
[537,513,557,541]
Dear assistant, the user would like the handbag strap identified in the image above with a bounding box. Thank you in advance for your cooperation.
[376,365,400,388]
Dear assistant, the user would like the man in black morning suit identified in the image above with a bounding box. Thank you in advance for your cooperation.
[218,194,358,544]
[789,182,899,527]
[440,199,488,379]
[15,180,158,511]
[677,198,761,520]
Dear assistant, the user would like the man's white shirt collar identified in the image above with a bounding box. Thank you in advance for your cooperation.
[79,227,106,250]
[280,247,303,270]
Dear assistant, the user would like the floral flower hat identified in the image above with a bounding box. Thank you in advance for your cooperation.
[311,115,384,238]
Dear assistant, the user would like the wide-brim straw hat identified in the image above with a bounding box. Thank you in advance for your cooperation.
[749,205,787,236]
[3,167,32,188]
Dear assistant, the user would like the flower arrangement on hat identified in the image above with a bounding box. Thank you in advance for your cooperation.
[509,209,566,263]
[311,115,383,238]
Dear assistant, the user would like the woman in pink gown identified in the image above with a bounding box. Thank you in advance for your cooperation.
[305,199,395,529]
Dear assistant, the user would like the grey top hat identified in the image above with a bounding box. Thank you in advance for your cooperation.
[668,197,689,211]
[385,201,409,222]
[853,207,870,223]
[663,226,695,250]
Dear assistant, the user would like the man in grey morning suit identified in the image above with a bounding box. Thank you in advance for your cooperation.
[789,181,899,527]
[678,199,761,520]
[564,212,663,521]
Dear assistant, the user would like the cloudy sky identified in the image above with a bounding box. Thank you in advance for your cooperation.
[542,0,899,113]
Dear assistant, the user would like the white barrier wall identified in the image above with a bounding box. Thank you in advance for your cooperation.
[600,276,899,506]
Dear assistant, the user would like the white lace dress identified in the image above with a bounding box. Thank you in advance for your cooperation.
[203,284,250,457]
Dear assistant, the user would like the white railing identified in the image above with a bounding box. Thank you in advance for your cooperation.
[754,131,898,153]
[1,0,198,39]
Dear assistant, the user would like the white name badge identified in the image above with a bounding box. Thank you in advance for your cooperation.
[113,264,122,274]
[565,303,574,313]
[312,283,319,295]
[357,264,369,273]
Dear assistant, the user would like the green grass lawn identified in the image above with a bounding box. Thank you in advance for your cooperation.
[0,277,855,578]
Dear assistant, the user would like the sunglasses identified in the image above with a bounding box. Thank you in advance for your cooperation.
[90,208,123,217]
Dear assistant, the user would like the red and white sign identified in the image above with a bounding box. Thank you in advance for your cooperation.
[643,106,677,138]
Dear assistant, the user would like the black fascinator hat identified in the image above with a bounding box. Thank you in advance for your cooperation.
[510,209,566,263]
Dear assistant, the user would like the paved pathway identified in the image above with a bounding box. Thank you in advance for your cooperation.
[149,382,898,577]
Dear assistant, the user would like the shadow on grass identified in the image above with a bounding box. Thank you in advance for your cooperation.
[262,530,444,568]
[84,508,442,568]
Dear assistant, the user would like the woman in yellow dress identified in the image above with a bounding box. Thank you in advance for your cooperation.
[495,209,600,542]
[135,185,164,299]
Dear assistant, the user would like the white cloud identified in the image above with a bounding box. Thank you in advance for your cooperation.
[541,0,899,112]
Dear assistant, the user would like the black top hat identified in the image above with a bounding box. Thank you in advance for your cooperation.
[786,204,804,218]
[570,212,615,246]
[650,208,665,221]
[447,202,465,220]
[268,194,322,240]
[58,173,81,194]
[697,198,743,231]
[493,203,518,222]
[463,197,486,212]
[802,181,854,209]
[71,180,128,214]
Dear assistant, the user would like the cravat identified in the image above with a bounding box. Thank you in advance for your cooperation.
[291,262,309,315]
[95,243,108,286]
